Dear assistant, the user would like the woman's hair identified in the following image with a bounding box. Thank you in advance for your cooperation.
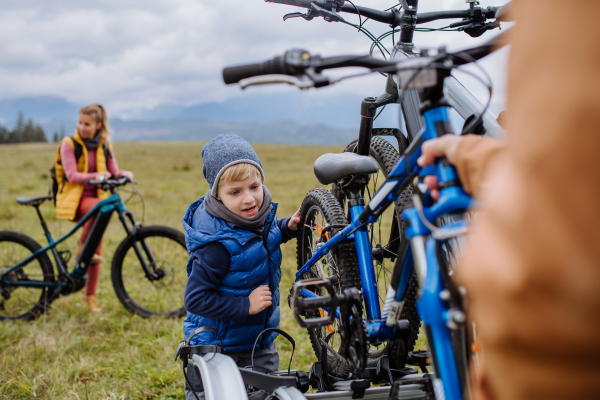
[79,104,109,137]
[219,163,261,187]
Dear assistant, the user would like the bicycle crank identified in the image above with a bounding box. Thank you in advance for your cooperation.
[338,287,369,374]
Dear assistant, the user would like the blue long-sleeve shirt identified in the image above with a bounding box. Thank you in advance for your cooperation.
[184,217,296,321]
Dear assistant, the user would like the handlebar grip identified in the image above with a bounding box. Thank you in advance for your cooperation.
[264,0,314,7]
[222,57,285,84]
[223,50,312,84]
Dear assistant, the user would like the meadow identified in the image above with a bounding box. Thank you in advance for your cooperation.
[0,141,422,399]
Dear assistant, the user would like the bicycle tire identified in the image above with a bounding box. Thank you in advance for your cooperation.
[339,136,421,369]
[0,231,54,320]
[111,225,187,318]
[296,188,361,377]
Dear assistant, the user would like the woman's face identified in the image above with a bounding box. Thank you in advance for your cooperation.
[78,113,102,139]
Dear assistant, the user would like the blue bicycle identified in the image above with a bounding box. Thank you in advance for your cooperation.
[223,30,505,398]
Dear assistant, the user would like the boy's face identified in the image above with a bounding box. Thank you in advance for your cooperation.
[216,172,264,218]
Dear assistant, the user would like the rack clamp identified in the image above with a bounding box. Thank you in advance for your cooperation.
[387,373,435,400]
[406,350,431,373]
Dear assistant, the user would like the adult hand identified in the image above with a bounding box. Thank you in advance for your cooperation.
[417,134,464,200]
[121,171,134,180]
[96,171,112,181]
[287,208,301,231]
[248,285,272,315]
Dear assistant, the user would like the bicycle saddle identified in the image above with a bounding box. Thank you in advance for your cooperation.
[16,195,53,206]
[313,153,378,185]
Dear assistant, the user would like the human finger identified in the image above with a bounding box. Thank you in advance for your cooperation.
[417,135,462,166]
[424,175,438,190]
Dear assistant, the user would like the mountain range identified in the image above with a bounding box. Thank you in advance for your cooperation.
[0,93,402,145]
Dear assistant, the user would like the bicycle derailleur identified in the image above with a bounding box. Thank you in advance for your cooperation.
[291,277,369,374]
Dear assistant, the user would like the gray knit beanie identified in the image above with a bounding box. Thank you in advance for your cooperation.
[201,134,265,197]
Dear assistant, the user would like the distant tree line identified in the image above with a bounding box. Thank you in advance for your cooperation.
[0,112,47,144]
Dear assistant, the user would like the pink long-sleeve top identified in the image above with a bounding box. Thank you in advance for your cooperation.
[60,141,122,198]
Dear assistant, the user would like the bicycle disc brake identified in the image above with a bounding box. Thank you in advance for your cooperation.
[339,288,369,374]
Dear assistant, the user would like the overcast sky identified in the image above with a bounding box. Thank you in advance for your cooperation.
[0,0,510,117]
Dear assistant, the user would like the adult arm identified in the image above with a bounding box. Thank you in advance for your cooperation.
[184,242,249,322]
[105,149,134,179]
[418,134,507,199]
[60,141,98,184]
[452,2,600,399]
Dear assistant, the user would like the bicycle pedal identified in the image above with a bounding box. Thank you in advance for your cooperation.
[291,278,337,329]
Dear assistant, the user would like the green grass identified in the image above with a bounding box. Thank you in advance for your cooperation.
[0,141,425,399]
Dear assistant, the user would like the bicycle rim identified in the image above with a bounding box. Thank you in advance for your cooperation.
[113,227,187,317]
[0,234,52,319]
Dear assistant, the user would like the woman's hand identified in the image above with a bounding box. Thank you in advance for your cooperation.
[287,208,301,231]
[96,171,112,181]
[120,171,134,181]
[417,134,464,200]
[248,285,272,315]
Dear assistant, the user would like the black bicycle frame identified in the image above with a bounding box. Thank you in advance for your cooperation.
[1,192,159,292]
[355,0,504,158]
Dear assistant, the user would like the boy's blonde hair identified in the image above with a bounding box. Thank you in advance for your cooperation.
[218,163,262,188]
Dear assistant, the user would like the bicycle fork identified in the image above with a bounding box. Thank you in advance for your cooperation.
[117,211,163,282]
[408,234,464,400]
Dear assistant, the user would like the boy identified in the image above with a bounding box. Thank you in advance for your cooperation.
[181,134,300,399]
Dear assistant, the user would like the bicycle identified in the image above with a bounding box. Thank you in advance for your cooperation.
[228,0,507,381]
[222,14,507,400]
[0,177,188,320]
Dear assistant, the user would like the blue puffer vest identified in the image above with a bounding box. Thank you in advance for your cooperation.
[182,197,282,353]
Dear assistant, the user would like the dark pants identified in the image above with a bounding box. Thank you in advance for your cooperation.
[185,341,279,400]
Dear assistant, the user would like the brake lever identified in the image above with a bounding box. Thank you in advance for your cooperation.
[239,74,315,90]
[283,11,314,22]
[282,3,345,23]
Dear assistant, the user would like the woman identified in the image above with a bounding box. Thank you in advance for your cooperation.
[54,104,133,312]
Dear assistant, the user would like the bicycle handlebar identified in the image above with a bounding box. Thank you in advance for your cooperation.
[86,176,132,188]
[223,32,508,86]
[264,0,506,25]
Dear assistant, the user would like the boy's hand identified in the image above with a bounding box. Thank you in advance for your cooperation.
[248,285,272,315]
[287,208,301,231]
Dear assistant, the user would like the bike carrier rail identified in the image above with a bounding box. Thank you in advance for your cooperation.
[182,348,435,400]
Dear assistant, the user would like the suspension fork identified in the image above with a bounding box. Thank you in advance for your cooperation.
[117,210,161,281]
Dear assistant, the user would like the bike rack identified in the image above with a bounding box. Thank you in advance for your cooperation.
[190,352,249,399]
[186,351,435,400]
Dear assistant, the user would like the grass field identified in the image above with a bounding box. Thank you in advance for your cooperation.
[0,141,423,399]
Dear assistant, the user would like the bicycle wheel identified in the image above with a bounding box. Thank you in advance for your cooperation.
[296,188,361,377]
[339,136,421,369]
[111,226,188,318]
[0,231,54,320]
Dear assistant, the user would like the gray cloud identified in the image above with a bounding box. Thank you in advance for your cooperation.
[0,0,510,116]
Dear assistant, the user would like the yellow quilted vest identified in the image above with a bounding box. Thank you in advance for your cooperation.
[54,130,112,220]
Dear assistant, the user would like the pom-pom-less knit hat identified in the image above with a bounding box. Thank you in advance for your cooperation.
[201,134,265,197]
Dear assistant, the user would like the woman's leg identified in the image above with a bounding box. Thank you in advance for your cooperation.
[75,197,104,296]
